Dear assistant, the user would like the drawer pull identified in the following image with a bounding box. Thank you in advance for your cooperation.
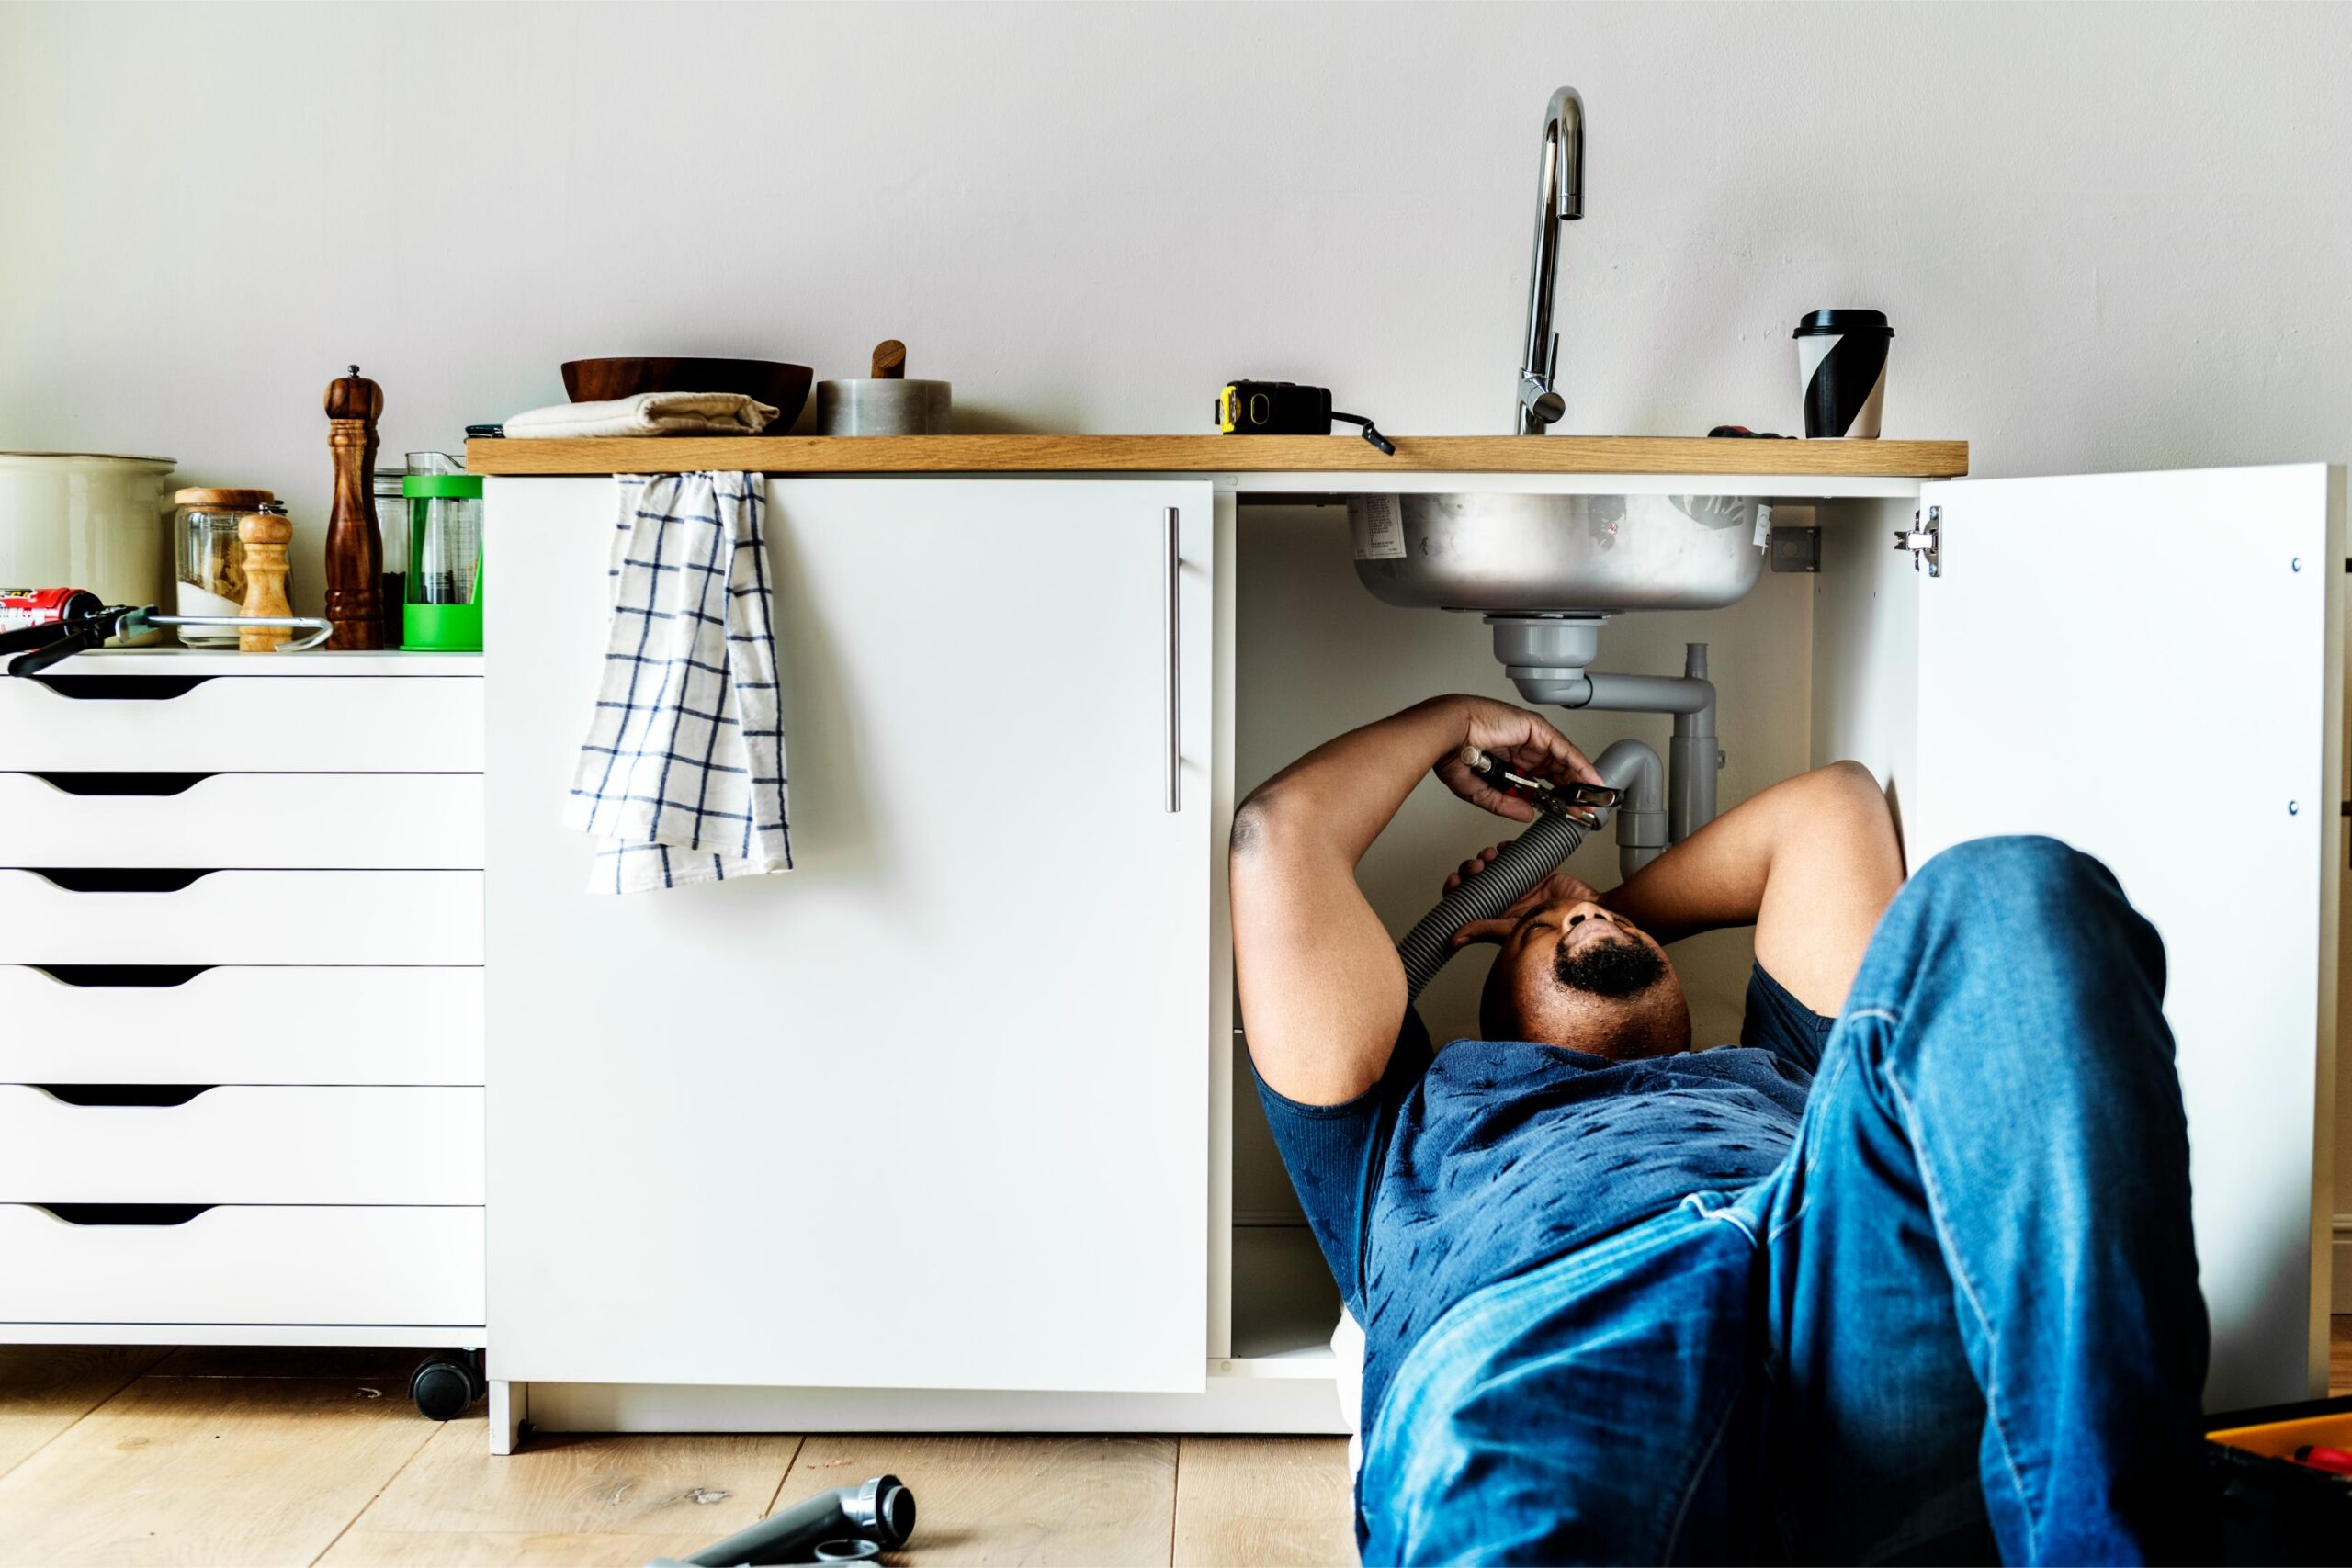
[30,675,215,702]
[28,772,209,797]
[35,1085,215,1108]
[37,1203,211,1226]
[25,869,216,893]
[32,964,212,988]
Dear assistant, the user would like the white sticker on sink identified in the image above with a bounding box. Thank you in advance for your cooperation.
[1351,495,1408,560]
[1752,502,1774,548]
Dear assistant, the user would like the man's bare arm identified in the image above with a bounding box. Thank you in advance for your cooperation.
[1601,761,1905,1015]
[1230,696,1600,1105]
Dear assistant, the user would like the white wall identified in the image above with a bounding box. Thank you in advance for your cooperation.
[6,3,2346,540]
[6,1,2350,1209]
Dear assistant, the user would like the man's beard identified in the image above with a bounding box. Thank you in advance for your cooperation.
[1552,931,1668,998]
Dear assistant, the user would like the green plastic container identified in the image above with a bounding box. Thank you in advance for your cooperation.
[402,471,483,651]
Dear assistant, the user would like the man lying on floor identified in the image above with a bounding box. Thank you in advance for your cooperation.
[1228,694,2210,1566]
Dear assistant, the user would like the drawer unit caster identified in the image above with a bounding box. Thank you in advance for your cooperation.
[411,1348,487,1421]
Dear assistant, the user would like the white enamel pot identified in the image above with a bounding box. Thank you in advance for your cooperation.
[0,453,177,641]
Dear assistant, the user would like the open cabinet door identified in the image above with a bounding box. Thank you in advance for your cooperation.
[1909,464,2345,1411]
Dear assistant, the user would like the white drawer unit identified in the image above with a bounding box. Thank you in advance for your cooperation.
[0,1205,484,1327]
[0,1085,483,1205]
[0,965,483,1084]
[0,668,482,772]
[0,651,489,1387]
[0,869,483,964]
[0,773,485,868]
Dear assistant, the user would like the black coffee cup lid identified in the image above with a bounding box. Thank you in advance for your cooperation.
[1793,309,1893,338]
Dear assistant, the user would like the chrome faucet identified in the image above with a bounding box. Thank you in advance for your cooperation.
[1515,86,1585,434]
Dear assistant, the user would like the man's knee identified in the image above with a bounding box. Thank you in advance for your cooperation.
[1909,834,2112,907]
[1902,836,2134,943]
[1881,835,2165,1000]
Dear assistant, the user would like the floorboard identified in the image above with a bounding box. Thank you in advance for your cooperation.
[0,1325,2335,1564]
[782,1435,1180,1566]
[321,1421,804,1566]
[1173,1437,1354,1566]
[0,1371,435,1566]
[0,1344,168,1481]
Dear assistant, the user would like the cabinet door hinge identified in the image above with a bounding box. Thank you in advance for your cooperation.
[1894,505,1941,576]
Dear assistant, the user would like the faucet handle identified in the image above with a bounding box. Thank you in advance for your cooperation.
[1519,371,1566,428]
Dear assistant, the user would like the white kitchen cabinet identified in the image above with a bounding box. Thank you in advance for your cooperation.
[481,459,2342,1440]
[485,479,1215,1413]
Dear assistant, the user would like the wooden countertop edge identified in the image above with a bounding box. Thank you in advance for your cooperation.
[465,434,1969,479]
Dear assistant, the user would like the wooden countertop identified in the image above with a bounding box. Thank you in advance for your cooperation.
[465,434,1968,478]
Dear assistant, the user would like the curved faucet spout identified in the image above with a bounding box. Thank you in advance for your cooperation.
[1516,85,1585,435]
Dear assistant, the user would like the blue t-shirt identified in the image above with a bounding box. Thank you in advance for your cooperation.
[1254,963,1832,1429]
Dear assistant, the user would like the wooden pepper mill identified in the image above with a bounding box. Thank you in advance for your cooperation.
[236,503,295,653]
[324,364,385,649]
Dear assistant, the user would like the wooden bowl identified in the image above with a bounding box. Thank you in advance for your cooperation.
[560,358,813,432]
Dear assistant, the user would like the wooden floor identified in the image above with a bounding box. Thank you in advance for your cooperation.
[0,1325,2344,1566]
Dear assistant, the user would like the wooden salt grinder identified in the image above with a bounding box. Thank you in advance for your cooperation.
[236,506,295,653]
[324,364,385,649]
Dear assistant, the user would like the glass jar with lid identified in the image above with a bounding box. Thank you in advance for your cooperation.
[372,465,409,648]
[171,488,275,647]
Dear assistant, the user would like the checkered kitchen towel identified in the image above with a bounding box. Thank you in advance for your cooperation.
[563,472,793,892]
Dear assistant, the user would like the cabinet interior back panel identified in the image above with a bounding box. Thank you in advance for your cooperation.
[1230,505,1815,1224]
[483,478,1210,1393]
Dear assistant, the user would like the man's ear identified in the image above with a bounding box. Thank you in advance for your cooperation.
[1477,953,1520,1041]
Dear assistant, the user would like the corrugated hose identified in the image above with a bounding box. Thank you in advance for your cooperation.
[1396,810,1587,1000]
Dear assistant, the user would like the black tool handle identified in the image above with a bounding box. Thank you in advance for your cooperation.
[673,1476,915,1567]
[4,607,135,678]
[0,620,68,656]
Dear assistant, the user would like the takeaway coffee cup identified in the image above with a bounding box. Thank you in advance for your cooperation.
[1794,309,1893,438]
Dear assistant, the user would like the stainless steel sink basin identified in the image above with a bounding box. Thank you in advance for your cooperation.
[1351,492,1768,615]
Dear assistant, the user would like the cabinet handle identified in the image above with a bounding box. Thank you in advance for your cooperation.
[1163,506,1181,814]
[37,1204,213,1226]
[24,869,216,894]
[32,773,209,797]
[28,675,214,701]
[35,1085,214,1107]
[34,964,212,988]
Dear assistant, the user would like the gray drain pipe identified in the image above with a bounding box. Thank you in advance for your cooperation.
[1594,738,1666,875]
[1488,619,1718,843]
[1575,646,1716,842]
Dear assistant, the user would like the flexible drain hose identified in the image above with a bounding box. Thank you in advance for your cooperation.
[1396,810,1586,1000]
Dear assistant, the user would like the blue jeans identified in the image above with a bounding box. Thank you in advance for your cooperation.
[1360,838,2211,1565]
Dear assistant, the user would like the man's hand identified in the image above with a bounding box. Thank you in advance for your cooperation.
[1429,696,1604,824]
[1441,845,1602,947]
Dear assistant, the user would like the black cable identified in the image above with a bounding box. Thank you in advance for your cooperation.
[1330,411,1396,456]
